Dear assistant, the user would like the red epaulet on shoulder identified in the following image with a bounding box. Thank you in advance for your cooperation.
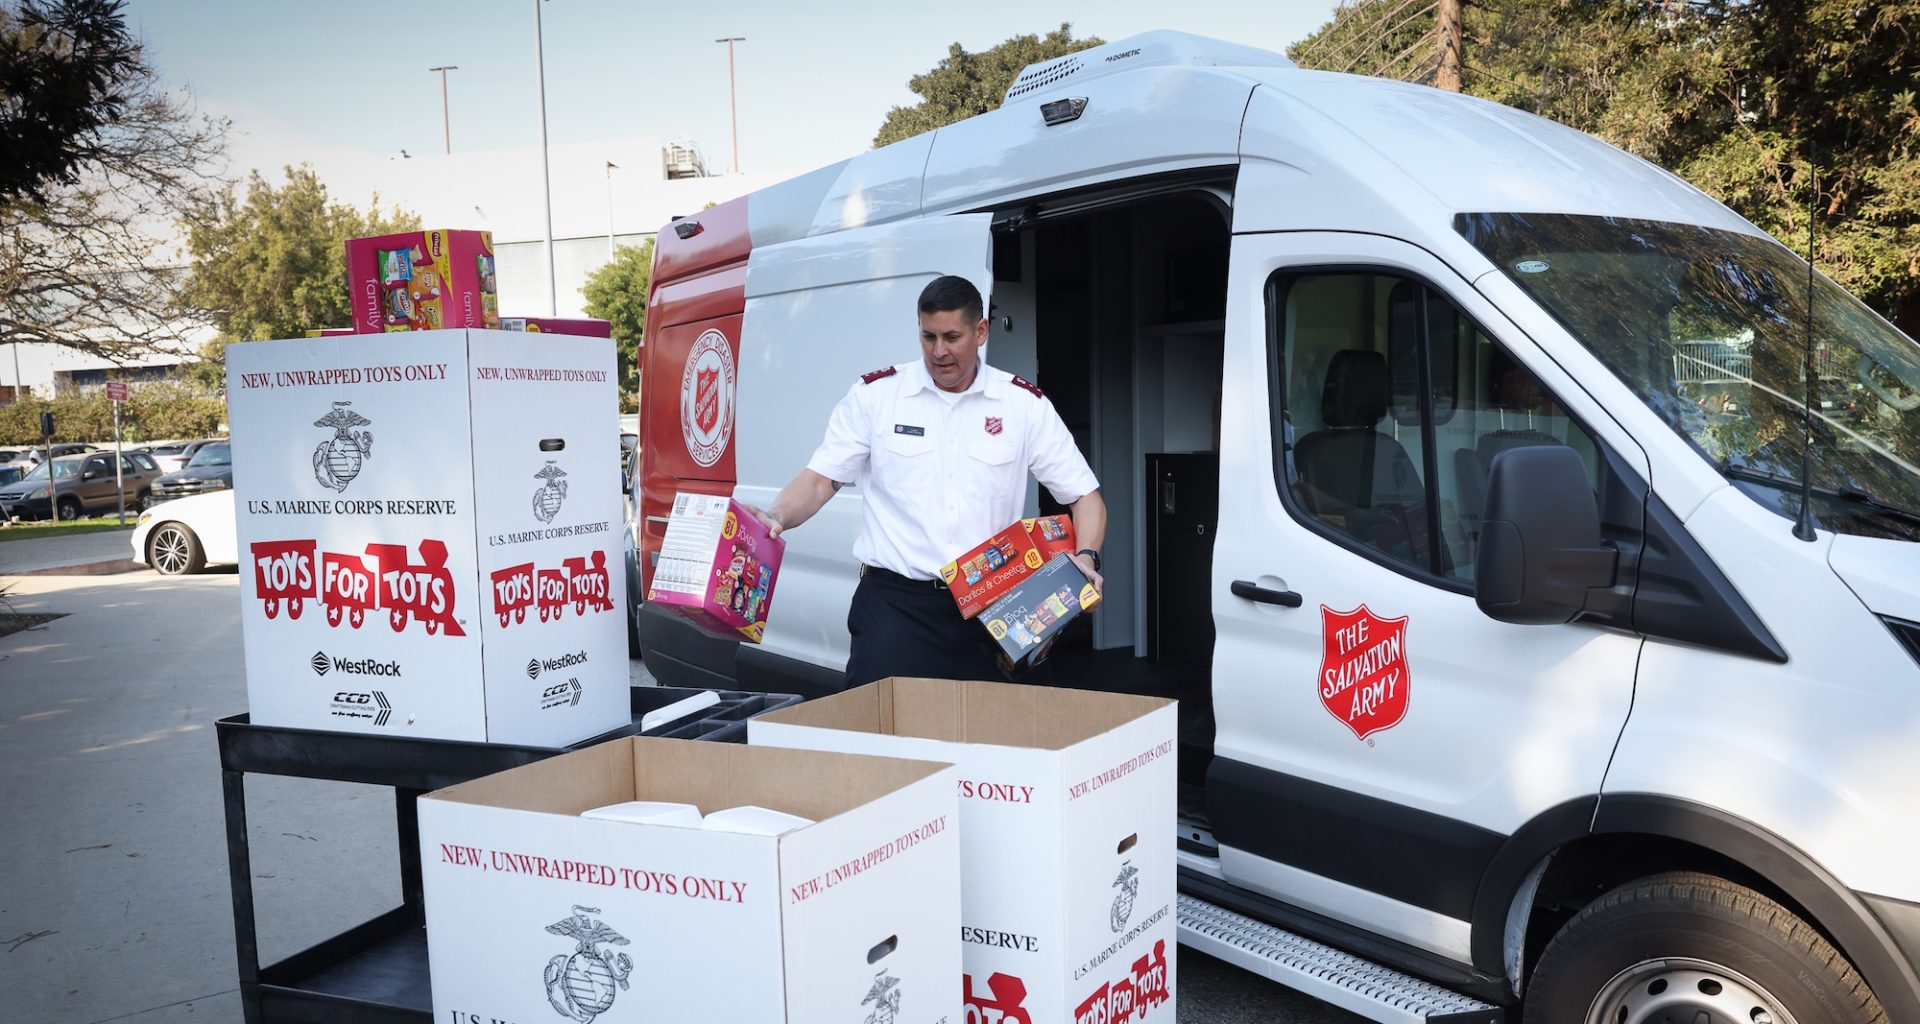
[860,366,898,385]
[1009,374,1045,399]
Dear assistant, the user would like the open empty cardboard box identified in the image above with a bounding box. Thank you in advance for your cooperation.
[419,737,959,1023]
[750,678,1178,1024]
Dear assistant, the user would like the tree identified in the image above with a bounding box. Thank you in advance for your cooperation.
[1289,0,1920,332]
[873,24,1104,147]
[0,0,141,201]
[581,238,652,409]
[180,165,417,345]
[0,0,226,364]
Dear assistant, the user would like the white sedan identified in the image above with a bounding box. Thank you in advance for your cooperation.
[131,491,237,575]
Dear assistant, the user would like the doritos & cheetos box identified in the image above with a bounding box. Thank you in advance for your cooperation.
[647,492,784,642]
[940,522,1046,620]
[345,229,500,334]
[1023,514,1077,560]
[981,553,1102,673]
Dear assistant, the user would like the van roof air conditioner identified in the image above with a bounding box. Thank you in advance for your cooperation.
[1003,30,1295,103]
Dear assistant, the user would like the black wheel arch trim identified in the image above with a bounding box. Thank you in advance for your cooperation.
[1468,793,1920,1021]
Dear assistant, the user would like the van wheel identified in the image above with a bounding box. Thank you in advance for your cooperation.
[1523,871,1886,1024]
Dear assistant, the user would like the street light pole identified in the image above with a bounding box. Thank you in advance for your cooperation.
[715,36,745,174]
[604,161,618,260]
[429,65,459,153]
[534,0,558,316]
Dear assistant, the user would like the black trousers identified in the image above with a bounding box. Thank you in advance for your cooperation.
[844,569,1053,687]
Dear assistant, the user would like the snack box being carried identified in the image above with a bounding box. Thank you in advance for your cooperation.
[500,316,613,338]
[940,515,1077,620]
[647,493,784,642]
[982,552,1102,673]
[226,329,626,746]
[1023,513,1077,560]
[420,737,961,1024]
[750,678,1178,1024]
[345,229,500,334]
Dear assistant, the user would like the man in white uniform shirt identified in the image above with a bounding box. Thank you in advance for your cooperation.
[747,276,1106,686]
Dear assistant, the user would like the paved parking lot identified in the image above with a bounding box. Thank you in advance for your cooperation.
[0,567,1360,1023]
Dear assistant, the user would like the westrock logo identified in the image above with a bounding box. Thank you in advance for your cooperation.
[310,651,331,675]
[1110,861,1140,933]
[251,538,466,636]
[327,689,391,726]
[861,970,902,1024]
[543,904,633,1024]
[312,402,374,492]
[532,461,569,524]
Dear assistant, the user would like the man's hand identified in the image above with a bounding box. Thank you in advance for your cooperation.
[1068,551,1104,596]
[742,502,784,539]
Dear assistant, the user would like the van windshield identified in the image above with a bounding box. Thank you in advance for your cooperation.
[1458,212,1920,541]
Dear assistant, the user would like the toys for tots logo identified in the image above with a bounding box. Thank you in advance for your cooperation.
[250,538,466,636]
[1318,604,1410,741]
[679,328,736,468]
[965,971,1031,1024]
[489,552,615,628]
[1074,940,1171,1024]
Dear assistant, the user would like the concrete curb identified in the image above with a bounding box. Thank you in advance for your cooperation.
[3,558,142,578]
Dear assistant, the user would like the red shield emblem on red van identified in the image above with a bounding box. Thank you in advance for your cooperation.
[694,366,719,433]
[1317,605,1410,741]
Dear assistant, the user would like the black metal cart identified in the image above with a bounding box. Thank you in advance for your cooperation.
[218,686,800,1024]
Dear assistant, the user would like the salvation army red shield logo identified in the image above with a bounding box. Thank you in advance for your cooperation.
[694,366,720,433]
[1318,605,1410,741]
[679,328,736,469]
[985,416,1003,436]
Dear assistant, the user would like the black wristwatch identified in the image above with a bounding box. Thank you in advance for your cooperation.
[1077,548,1101,572]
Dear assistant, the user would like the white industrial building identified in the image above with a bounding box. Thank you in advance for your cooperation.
[3,137,776,399]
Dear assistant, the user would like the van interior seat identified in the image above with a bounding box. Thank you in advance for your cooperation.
[1292,350,1426,514]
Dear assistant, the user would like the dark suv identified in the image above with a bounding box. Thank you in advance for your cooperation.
[150,441,232,503]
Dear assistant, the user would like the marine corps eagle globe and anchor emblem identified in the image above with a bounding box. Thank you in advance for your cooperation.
[313,402,373,492]
[861,970,903,1024]
[542,905,633,1023]
[533,461,569,523]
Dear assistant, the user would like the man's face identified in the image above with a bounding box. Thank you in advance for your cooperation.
[919,308,987,393]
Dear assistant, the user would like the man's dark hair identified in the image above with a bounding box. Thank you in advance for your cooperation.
[917,275,983,323]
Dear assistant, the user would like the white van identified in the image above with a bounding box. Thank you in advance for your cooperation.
[633,31,1920,1023]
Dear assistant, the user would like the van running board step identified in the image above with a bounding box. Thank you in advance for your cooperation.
[1177,894,1504,1023]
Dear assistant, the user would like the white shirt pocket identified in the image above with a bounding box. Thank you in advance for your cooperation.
[966,437,1021,503]
[877,429,936,493]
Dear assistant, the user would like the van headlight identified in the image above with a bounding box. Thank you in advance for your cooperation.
[1885,617,1920,665]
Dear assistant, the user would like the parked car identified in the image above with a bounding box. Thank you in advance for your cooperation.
[147,438,223,475]
[0,450,161,520]
[131,490,236,575]
[150,441,232,502]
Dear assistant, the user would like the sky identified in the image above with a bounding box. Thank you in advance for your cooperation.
[127,0,1343,203]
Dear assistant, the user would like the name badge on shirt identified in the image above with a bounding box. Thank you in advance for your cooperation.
[893,424,925,436]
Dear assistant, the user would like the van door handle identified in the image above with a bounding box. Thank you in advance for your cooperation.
[1231,580,1303,608]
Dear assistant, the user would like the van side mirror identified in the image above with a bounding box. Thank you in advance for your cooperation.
[1475,446,1618,625]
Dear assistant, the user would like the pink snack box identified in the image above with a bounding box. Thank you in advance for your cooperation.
[646,493,783,642]
[345,229,499,334]
[498,316,613,338]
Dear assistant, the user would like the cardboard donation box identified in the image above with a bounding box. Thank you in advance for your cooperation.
[227,329,627,745]
[419,737,961,1023]
[940,515,1077,620]
[751,678,1179,1024]
[982,553,1102,672]
[345,229,499,333]
[647,493,784,642]
[500,316,613,337]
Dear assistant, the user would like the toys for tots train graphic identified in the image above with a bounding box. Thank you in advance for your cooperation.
[249,537,614,635]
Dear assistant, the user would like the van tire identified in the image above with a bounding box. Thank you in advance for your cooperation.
[1523,870,1886,1024]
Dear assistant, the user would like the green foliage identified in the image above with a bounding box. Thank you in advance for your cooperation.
[181,164,417,345]
[580,238,652,410]
[873,24,1104,147]
[1291,0,1920,331]
[0,378,223,445]
[0,0,143,201]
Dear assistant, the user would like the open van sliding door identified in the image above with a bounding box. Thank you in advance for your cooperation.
[731,213,996,694]
[1207,230,1645,966]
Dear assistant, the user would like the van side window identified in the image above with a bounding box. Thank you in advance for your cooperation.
[1268,270,1600,587]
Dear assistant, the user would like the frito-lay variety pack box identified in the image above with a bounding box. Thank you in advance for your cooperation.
[647,493,784,642]
[420,737,960,1023]
[982,552,1101,673]
[226,329,626,745]
[500,316,613,338]
[939,515,1074,621]
[751,678,1178,1024]
[345,229,500,334]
